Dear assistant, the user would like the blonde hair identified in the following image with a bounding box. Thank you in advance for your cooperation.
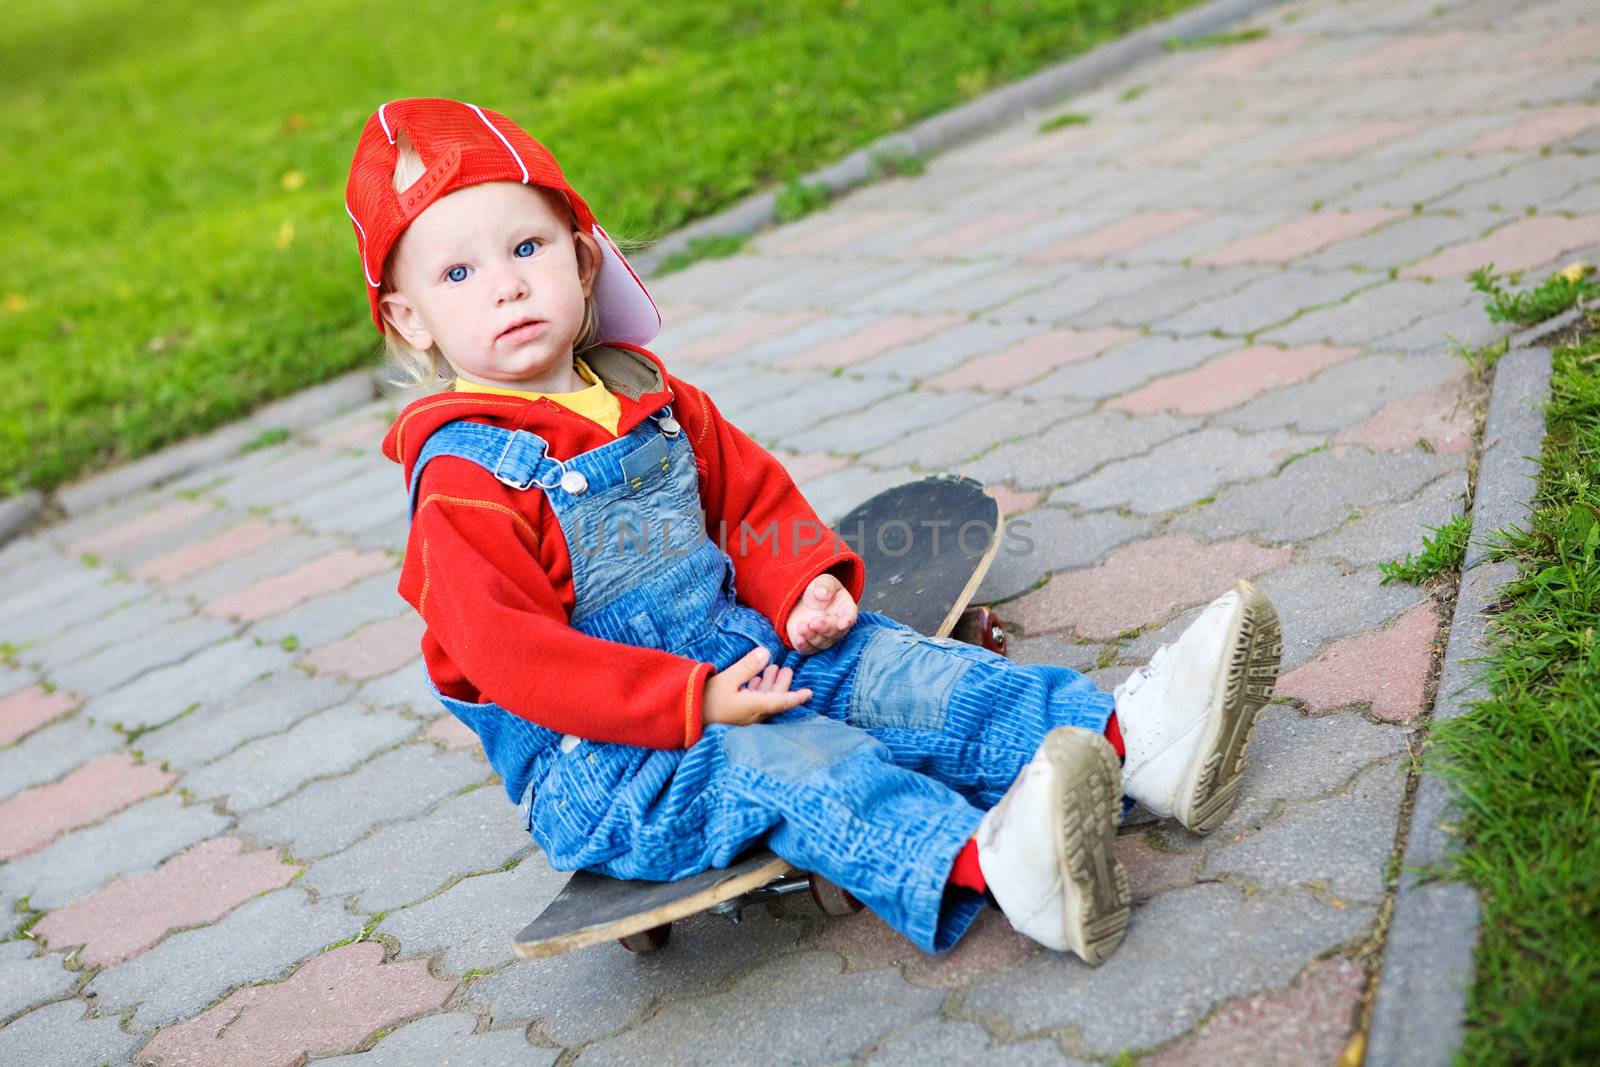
[378,130,602,389]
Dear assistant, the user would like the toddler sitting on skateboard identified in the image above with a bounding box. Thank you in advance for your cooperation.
[345,98,1282,964]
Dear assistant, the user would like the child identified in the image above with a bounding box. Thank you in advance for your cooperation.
[346,98,1281,963]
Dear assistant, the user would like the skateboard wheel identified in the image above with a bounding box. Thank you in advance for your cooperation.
[955,607,1008,657]
[808,875,863,917]
[618,923,672,953]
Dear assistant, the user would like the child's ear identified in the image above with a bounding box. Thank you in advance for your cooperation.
[379,290,435,351]
[573,230,602,298]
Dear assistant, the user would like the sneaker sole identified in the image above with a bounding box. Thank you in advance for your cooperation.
[1177,579,1282,834]
[1042,728,1132,966]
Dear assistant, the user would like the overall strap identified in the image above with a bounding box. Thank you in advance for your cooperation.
[406,420,564,520]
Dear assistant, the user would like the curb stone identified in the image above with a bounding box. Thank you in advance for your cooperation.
[632,0,1290,276]
[0,490,43,544]
[1364,343,1555,1066]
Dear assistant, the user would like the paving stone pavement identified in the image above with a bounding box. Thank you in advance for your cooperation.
[1,0,1594,1060]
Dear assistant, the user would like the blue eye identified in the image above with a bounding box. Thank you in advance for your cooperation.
[445,265,469,283]
[515,239,540,257]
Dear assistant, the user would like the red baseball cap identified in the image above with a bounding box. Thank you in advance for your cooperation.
[344,97,660,344]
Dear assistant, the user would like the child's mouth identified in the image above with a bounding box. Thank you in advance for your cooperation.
[498,319,547,343]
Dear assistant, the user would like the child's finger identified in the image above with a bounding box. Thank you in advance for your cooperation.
[728,645,772,687]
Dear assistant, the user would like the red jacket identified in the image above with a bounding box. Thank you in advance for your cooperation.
[383,343,866,751]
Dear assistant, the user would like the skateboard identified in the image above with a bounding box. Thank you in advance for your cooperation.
[514,475,1007,958]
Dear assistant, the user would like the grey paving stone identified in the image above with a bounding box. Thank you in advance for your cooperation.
[977,508,1153,603]
[0,571,152,653]
[239,743,489,859]
[853,319,1044,381]
[1016,333,1236,402]
[1172,445,1459,546]
[735,375,908,446]
[735,314,882,368]
[860,397,1083,471]
[958,411,1202,491]
[164,531,342,606]
[0,716,123,801]
[301,787,532,912]
[0,793,231,910]
[23,594,192,678]
[1006,633,1106,674]
[574,950,943,1066]
[1219,352,1463,435]
[799,463,924,530]
[246,569,407,649]
[85,636,294,731]
[778,388,981,457]
[961,883,1371,1056]
[786,261,932,313]
[1433,153,1595,213]
[0,939,78,1021]
[1366,878,1481,1067]
[48,612,237,701]
[380,852,567,975]
[688,367,813,418]
[138,670,355,769]
[1306,472,1471,568]
[1050,427,1322,515]
[1259,278,1468,347]
[1328,153,1512,211]
[86,887,355,1028]
[302,477,410,537]
[1154,269,1376,336]
[1551,179,1600,215]
[0,998,143,1066]
[1299,213,1497,272]
[465,906,802,1047]
[318,1013,555,1067]
[360,662,440,716]
[1205,758,1409,903]
[1258,562,1428,671]
[1380,297,1508,353]
[348,513,412,554]
[985,263,1179,326]
[0,563,108,635]
[865,1020,1082,1065]
[921,261,1082,315]
[182,702,417,812]
[1066,265,1271,329]
[1118,210,1299,265]
[211,450,375,512]
[841,262,1000,314]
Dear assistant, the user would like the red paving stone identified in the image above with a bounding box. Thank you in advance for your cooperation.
[1182,35,1306,79]
[0,685,81,746]
[1276,602,1439,723]
[1464,104,1600,153]
[1343,30,1473,74]
[904,909,1035,988]
[990,484,1043,518]
[1115,832,1200,901]
[1125,126,1261,166]
[1504,24,1600,66]
[0,754,177,861]
[779,211,921,255]
[1280,119,1428,163]
[780,313,966,370]
[136,942,454,1067]
[1400,215,1600,279]
[1193,209,1406,266]
[1024,211,1209,261]
[202,548,394,622]
[1109,344,1360,416]
[422,715,480,752]
[33,838,297,966]
[899,211,1049,259]
[1142,956,1366,1067]
[775,449,851,485]
[926,326,1138,392]
[70,499,214,558]
[814,909,921,972]
[312,417,390,450]
[132,519,297,585]
[1334,371,1474,454]
[300,614,425,681]
[669,310,821,365]
[1009,535,1292,640]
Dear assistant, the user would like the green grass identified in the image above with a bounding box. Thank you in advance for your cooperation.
[1380,513,1473,585]
[1427,311,1600,1063]
[1163,26,1268,50]
[1469,262,1600,326]
[0,0,1202,499]
[1038,111,1093,132]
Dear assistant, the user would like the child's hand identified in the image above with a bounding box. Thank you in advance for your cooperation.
[784,573,858,654]
[703,646,812,727]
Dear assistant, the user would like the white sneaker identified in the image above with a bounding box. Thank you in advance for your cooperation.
[1115,579,1282,834]
[976,726,1130,965]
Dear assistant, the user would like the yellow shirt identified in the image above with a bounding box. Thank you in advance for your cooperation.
[453,355,622,436]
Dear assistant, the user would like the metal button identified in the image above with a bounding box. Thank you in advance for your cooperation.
[560,470,588,494]
[658,416,681,437]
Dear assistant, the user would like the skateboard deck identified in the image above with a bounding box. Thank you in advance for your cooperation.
[514,475,1004,959]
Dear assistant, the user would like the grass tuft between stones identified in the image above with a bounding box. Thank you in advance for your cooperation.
[1379,513,1471,586]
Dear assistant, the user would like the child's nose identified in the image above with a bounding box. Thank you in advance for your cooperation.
[494,266,530,303]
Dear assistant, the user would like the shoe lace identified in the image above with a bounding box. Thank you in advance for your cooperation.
[1114,643,1171,701]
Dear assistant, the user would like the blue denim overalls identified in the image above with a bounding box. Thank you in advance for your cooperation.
[407,396,1114,952]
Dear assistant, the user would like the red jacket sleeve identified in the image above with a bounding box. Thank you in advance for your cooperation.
[402,472,712,750]
[670,374,867,647]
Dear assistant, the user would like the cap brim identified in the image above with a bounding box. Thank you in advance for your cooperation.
[591,224,660,346]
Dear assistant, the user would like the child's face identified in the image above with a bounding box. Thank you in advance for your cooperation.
[381,181,601,389]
